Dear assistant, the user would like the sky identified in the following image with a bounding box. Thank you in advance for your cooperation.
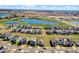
[0,5,79,10]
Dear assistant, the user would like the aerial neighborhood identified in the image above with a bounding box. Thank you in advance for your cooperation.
[0,5,79,53]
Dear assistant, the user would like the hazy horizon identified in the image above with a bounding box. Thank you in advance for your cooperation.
[0,5,79,11]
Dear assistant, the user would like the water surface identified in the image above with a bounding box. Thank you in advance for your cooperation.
[71,22,79,25]
[0,13,11,18]
[5,21,20,25]
[20,18,58,25]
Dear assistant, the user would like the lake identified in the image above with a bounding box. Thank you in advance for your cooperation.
[20,18,58,25]
[0,13,11,18]
[5,21,20,25]
[71,22,79,25]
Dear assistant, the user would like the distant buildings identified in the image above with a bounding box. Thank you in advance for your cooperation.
[0,9,79,18]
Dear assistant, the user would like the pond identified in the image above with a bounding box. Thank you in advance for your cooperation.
[5,21,20,25]
[20,18,58,25]
[0,13,11,18]
[71,22,79,25]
